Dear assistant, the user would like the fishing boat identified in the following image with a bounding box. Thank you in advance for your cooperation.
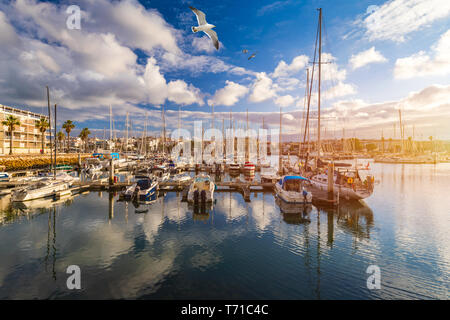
[120,176,158,202]
[187,174,215,204]
[12,179,70,202]
[309,167,374,200]
[243,161,255,176]
[275,175,313,204]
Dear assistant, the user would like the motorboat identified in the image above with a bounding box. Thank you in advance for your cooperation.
[12,179,70,202]
[83,157,103,174]
[275,175,313,204]
[187,174,215,204]
[120,176,158,202]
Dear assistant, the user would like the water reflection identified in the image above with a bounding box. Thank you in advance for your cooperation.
[0,163,449,299]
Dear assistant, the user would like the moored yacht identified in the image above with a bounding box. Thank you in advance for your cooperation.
[309,167,374,200]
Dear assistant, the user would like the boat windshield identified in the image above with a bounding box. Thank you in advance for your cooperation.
[137,179,152,189]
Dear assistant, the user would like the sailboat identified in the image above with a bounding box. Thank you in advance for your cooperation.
[305,8,374,201]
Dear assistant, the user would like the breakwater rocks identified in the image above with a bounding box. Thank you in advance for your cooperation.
[0,154,91,171]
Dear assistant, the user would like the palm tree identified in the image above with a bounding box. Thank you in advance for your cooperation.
[57,131,65,153]
[35,118,49,154]
[79,128,91,153]
[62,120,75,153]
[2,115,20,155]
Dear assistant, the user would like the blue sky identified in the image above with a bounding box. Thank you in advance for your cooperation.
[0,0,449,140]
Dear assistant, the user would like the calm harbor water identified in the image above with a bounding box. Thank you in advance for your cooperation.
[0,162,448,299]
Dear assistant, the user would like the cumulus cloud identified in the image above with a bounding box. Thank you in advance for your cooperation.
[272,55,309,78]
[349,47,387,70]
[361,0,450,42]
[208,81,249,106]
[394,29,450,79]
[275,95,296,107]
[248,72,277,103]
[0,0,208,127]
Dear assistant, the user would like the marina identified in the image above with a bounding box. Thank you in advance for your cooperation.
[0,0,448,304]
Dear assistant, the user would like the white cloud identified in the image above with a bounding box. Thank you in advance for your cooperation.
[394,29,450,79]
[272,55,308,78]
[362,0,450,42]
[275,95,295,107]
[349,47,387,70]
[324,82,357,100]
[248,72,277,103]
[143,57,204,106]
[192,36,220,54]
[208,81,249,106]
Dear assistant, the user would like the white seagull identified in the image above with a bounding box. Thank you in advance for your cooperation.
[189,6,219,50]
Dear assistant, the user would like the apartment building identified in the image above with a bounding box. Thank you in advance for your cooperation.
[0,104,49,155]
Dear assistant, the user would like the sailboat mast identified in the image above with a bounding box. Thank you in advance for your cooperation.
[279,106,282,174]
[162,106,166,155]
[317,7,322,158]
[46,86,53,171]
[125,112,129,152]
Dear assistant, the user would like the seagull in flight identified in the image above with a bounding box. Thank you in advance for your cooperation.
[242,49,248,54]
[189,6,219,50]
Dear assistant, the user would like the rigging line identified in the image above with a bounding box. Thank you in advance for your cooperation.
[302,11,320,153]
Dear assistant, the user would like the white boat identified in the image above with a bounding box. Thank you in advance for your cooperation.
[275,175,312,204]
[187,174,215,204]
[12,179,70,202]
[309,167,374,200]
[260,166,280,184]
[83,157,103,174]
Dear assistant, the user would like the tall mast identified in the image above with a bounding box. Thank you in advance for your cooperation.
[125,111,129,152]
[162,106,166,155]
[246,108,249,162]
[317,7,322,159]
[46,86,53,171]
[109,105,112,150]
[54,104,57,179]
[279,106,282,174]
